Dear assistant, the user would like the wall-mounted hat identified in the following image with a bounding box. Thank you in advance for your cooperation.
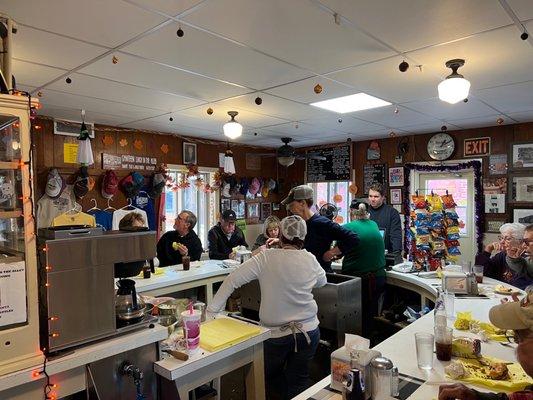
[102,170,118,199]
[148,172,165,198]
[239,178,249,195]
[249,177,260,195]
[45,168,65,199]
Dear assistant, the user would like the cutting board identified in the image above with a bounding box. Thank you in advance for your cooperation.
[200,318,261,352]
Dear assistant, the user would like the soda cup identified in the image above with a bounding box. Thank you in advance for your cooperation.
[181,310,201,353]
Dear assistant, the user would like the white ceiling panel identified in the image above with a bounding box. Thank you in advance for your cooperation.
[327,57,442,103]
[12,60,66,88]
[475,81,533,114]
[506,109,533,122]
[122,23,310,89]
[266,77,356,104]
[302,115,385,134]
[39,105,135,127]
[409,25,533,91]
[506,0,533,20]
[125,0,207,17]
[123,116,220,137]
[47,73,204,112]
[320,0,511,52]
[38,88,163,120]
[0,0,167,47]
[80,53,249,102]
[182,0,394,73]
[446,115,511,129]
[404,97,499,121]
[263,122,336,137]
[12,26,106,70]
[398,123,452,135]
[348,105,442,129]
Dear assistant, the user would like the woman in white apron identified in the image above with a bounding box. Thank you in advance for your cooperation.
[207,215,326,399]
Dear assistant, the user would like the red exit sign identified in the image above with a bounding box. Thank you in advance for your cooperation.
[464,137,491,157]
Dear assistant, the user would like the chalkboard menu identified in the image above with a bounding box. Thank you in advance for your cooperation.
[306,144,351,182]
[363,163,387,194]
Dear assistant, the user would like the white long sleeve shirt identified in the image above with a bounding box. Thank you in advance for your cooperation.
[208,248,327,337]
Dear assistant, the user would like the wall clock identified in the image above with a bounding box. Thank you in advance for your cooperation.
[427,133,455,160]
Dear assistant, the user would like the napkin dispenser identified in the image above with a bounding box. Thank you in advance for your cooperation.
[331,346,381,398]
[442,271,478,295]
[235,246,252,264]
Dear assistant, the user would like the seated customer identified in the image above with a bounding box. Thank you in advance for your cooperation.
[207,215,326,399]
[506,224,533,290]
[251,215,281,255]
[439,291,533,400]
[157,210,203,267]
[342,200,386,338]
[119,212,146,229]
[207,209,248,260]
[475,223,526,288]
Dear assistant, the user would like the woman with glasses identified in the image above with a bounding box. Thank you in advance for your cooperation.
[505,224,533,290]
[475,223,526,288]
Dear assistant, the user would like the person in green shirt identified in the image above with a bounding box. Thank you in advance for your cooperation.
[342,200,386,338]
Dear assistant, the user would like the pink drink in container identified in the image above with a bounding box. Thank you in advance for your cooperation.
[181,309,201,353]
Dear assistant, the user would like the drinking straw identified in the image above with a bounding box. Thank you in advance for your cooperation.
[188,300,193,314]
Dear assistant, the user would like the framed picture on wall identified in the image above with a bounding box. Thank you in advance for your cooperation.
[272,203,280,211]
[390,188,402,204]
[388,167,404,187]
[247,202,260,219]
[261,203,272,220]
[510,141,533,170]
[486,219,505,233]
[513,208,533,226]
[221,199,231,213]
[231,199,245,219]
[183,142,197,165]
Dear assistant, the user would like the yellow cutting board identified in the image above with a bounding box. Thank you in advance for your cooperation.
[200,318,261,352]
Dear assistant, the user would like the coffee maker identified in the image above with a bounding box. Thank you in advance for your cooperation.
[37,227,156,354]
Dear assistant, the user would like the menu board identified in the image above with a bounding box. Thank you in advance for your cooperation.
[363,163,387,194]
[306,144,351,182]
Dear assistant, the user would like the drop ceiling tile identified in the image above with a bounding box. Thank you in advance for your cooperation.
[80,53,250,102]
[0,0,167,47]
[12,60,66,88]
[409,25,533,91]
[327,57,442,104]
[398,123,446,135]
[47,73,204,112]
[446,115,509,129]
[320,0,511,51]
[345,106,441,129]
[506,0,533,20]
[506,109,533,123]
[266,77,357,104]
[126,0,206,17]
[183,0,394,73]
[39,105,134,127]
[404,97,498,121]
[262,122,331,137]
[475,81,533,114]
[302,116,385,133]
[122,23,310,89]
[12,26,107,70]
[38,88,163,120]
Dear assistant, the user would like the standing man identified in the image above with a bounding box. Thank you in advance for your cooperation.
[157,210,203,267]
[279,185,359,272]
[367,183,402,264]
[208,209,248,260]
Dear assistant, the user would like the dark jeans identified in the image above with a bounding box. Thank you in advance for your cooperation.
[362,274,386,338]
[264,327,320,400]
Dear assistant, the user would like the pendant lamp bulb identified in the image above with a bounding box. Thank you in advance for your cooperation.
[438,59,470,104]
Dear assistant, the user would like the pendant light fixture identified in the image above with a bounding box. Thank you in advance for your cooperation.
[223,111,242,139]
[438,59,471,104]
[223,143,236,174]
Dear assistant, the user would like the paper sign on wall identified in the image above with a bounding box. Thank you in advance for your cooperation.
[63,143,79,164]
[0,261,27,327]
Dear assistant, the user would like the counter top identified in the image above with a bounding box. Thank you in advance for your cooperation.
[293,275,526,400]
[0,324,167,392]
[131,260,232,294]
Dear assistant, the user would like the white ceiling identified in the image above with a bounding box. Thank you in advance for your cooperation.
[2,0,533,147]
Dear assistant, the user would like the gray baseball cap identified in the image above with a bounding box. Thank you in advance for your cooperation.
[281,185,314,205]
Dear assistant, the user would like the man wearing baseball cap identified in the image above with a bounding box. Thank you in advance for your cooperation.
[279,185,359,272]
[208,209,248,260]
[439,291,533,400]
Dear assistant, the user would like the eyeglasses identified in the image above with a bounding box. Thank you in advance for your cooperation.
[522,238,532,245]
[498,236,515,242]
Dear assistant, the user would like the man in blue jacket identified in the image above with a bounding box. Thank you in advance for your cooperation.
[279,185,359,272]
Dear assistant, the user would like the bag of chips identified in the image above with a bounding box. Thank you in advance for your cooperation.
[446,210,459,220]
[447,226,460,235]
[448,246,462,255]
[426,195,443,211]
[411,195,426,209]
[441,194,457,209]
[447,233,461,240]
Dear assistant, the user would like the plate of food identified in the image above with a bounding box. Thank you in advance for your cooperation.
[494,284,520,295]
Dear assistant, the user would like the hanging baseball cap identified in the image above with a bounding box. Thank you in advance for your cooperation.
[239,178,249,196]
[221,209,237,222]
[489,293,533,331]
[101,170,118,199]
[280,215,307,241]
[148,172,165,198]
[281,185,314,205]
[45,168,65,199]
[121,172,144,198]
[261,179,270,198]
[73,167,90,199]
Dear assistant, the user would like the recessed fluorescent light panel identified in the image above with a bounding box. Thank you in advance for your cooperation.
[310,93,391,113]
